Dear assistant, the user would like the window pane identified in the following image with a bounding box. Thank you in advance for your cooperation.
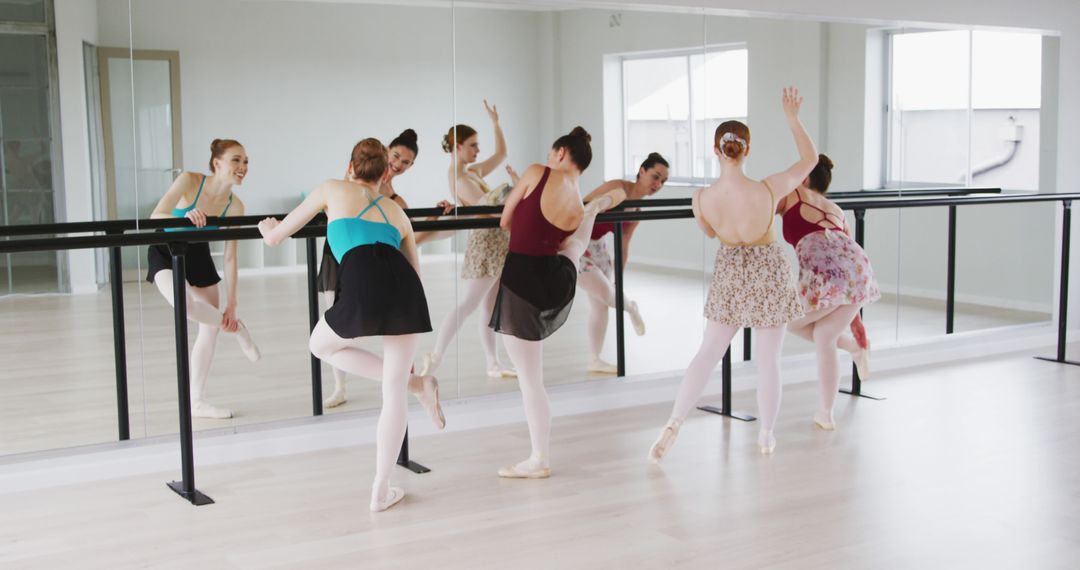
[692,49,748,119]
[0,0,45,24]
[1,88,51,139]
[3,139,52,190]
[5,188,53,224]
[973,31,1041,109]
[0,34,49,87]
[892,31,970,111]
[691,49,747,178]
[624,56,691,177]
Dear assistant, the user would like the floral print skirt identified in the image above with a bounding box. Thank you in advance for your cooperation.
[578,238,613,276]
[795,230,881,312]
[462,227,510,279]
[704,241,804,328]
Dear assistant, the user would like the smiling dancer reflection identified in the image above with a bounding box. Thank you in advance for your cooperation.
[649,88,816,460]
[259,138,441,512]
[146,139,261,419]
[578,152,669,373]
[489,126,625,478]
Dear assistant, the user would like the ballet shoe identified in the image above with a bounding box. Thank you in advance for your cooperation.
[813,410,836,431]
[370,486,405,512]
[626,300,646,336]
[411,375,445,430]
[191,400,233,419]
[323,387,347,409]
[853,347,870,380]
[648,418,681,464]
[486,365,517,379]
[497,457,551,479]
[419,352,440,377]
[758,430,776,455]
[235,321,261,362]
[587,358,618,374]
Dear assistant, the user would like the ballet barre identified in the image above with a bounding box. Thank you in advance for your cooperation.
[8,188,1077,505]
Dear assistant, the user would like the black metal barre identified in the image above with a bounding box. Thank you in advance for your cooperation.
[3,191,1078,504]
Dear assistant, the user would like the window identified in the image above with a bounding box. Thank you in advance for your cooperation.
[621,46,747,184]
[887,30,1042,190]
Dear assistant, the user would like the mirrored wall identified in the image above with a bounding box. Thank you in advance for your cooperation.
[0,0,1060,457]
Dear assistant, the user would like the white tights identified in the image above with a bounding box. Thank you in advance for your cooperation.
[308,319,418,502]
[578,270,635,359]
[429,277,504,373]
[669,320,788,435]
[154,271,224,405]
[786,304,862,419]
[498,201,602,469]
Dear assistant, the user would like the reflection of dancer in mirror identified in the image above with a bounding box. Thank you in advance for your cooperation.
[422,100,518,379]
[259,138,442,513]
[490,127,625,479]
[777,154,879,430]
[318,129,453,409]
[649,87,816,460]
[578,152,669,374]
[146,139,261,420]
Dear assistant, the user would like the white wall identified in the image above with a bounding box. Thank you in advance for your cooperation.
[54,0,99,293]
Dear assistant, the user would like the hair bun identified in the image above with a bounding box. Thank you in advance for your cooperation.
[441,134,452,153]
[398,128,417,144]
[818,153,834,170]
[569,126,591,143]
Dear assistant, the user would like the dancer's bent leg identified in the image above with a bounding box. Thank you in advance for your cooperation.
[500,335,551,478]
[479,283,513,376]
[320,290,349,408]
[810,304,861,429]
[154,270,259,362]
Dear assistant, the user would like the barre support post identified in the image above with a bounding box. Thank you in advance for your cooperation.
[306,238,323,416]
[613,222,626,377]
[841,209,885,400]
[1036,200,1080,365]
[107,240,130,441]
[165,242,214,506]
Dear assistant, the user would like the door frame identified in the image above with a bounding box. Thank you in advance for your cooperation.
[96,47,183,221]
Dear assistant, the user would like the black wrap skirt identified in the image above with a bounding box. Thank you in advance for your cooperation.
[489,252,576,341]
[324,243,432,338]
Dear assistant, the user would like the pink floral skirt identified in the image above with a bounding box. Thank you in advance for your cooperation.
[795,230,880,312]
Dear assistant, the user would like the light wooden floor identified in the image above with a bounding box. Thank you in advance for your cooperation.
[0,258,1049,456]
[2,346,1079,569]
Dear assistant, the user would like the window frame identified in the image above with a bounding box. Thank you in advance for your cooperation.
[618,43,747,186]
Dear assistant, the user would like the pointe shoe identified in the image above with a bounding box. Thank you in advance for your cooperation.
[412,375,445,430]
[486,365,517,379]
[758,430,776,455]
[323,387,347,409]
[497,459,551,479]
[648,418,682,464]
[370,486,405,512]
[235,321,261,362]
[813,410,835,431]
[626,300,646,336]
[853,347,870,380]
[191,400,233,419]
[419,352,440,377]
[587,358,618,374]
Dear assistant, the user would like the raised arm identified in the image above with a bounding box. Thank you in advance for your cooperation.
[471,100,507,178]
[765,87,817,204]
[259,181,330,246]
[583,180,625,203]
[500,164,544,232]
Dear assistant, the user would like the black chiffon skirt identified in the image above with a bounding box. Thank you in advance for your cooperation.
[489,252,577,341]
[317,240,340,293]
[324,243,432,338]
[146,242,221,288]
